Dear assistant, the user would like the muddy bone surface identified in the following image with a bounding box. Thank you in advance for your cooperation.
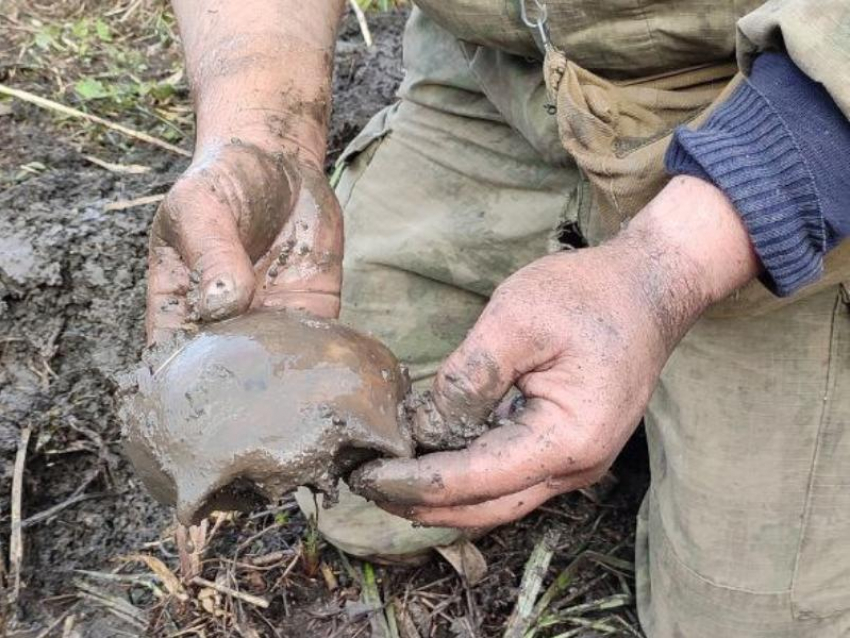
[118,310,415,525]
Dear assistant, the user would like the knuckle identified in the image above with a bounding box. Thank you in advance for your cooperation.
[155,182,195,236]
[439,356,478,397]
[585,464,610,485]
[488,280,520,313]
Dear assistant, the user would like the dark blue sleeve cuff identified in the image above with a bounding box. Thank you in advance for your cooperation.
[665,52,850,297]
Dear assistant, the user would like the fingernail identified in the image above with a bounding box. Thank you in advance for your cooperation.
[348,463,383,501]
[202,274,240,320]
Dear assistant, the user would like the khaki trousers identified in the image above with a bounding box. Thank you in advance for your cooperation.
[320,9,850,636]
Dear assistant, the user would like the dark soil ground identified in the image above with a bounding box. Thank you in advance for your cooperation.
[1,5,648,637]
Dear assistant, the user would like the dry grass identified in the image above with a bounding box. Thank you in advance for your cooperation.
[1,0,191,156]
[69,493,644,637]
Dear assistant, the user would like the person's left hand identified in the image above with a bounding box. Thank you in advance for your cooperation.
[350,176,760,528]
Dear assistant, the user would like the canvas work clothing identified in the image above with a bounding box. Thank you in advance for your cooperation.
[666,53,850,297]
[300,4,850,637]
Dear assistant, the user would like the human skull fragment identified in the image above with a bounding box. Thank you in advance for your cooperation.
[118,310,414,525]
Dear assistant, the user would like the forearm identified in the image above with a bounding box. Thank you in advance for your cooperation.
[173,0,345,167]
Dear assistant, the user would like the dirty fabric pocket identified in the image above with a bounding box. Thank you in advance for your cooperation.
[332,103,397,209]
[542,48,850,318]
[542,50,737,244]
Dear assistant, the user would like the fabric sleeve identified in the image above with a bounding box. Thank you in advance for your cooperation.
[736,0,850,118]
[665,52,850,296]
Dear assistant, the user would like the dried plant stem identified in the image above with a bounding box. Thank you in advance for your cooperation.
[8,426,32,613]
[348,0,373,47]
[503,527,562,638]
[0,83,191,157]
[191,576,270,609]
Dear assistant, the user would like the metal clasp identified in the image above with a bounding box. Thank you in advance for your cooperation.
[519,0,553,54]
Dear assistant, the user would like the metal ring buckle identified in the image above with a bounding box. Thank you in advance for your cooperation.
[519,0,552,53]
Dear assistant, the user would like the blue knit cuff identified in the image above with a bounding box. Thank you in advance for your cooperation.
[666,80,826,297]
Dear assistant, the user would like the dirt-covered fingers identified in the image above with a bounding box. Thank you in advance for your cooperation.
[252,165,343,318]
[351,398,602,508]
[146,245,191,345]
[377,476,578,528]
[153,179,256,323]
[422,278,563,445]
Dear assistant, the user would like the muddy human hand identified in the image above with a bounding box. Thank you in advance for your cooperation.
[351,176,761,528]
[147,143,342,344]
[145,0,346,344]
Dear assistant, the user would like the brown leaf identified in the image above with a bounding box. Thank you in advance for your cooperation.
[435,539,487,585]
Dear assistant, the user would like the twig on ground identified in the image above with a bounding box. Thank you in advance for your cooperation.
[611,615,645,638]
[503,527,562,638]
[32,605,78,638]
[60,613,76,638]
[19,458,103,529]
[269,550,300,591]
[191,576,270,609]
[120,0,145,22]
[557,593,633,618]
[347,0,373,47]
[74,569,158,588]
[0,83,191,157]
[233,520,284,561]
[321,562,339,591]
[9,426,32,613]
[122,554,188,602]
[524,552,587,637]
[524,530,615,628]
[536,593,635,633]
[83,155,152,174]
[250,551,288,567]
[549,572,607,614]
[585,550,635,575]
[176,520,208,582]
[547,616,621,638]
[21,491,107,528]
[166,623,208,637]
[104,193,165,211]
[392,598,422,638]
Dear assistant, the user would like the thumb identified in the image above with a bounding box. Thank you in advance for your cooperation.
[153,181,256,322]
[414,299,527,448]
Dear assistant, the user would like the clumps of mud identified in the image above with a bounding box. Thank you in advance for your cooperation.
[118,310,418,525]
[405,390,491,451]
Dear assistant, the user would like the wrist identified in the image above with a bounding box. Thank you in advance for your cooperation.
[612,176,760,348]
[194,118,326,169]
[191,41,332,167]
[630,176,760,304]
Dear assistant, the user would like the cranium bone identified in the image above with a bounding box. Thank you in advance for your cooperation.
[119,310,414,525]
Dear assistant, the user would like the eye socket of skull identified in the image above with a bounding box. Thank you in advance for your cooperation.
[119,310,415,525]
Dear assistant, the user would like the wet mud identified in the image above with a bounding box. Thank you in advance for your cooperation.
[120,310,414,525]
[406,390,491,451]
[0,9,407,624]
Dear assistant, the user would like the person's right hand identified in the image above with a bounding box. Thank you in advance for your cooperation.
[146,141,342,345]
